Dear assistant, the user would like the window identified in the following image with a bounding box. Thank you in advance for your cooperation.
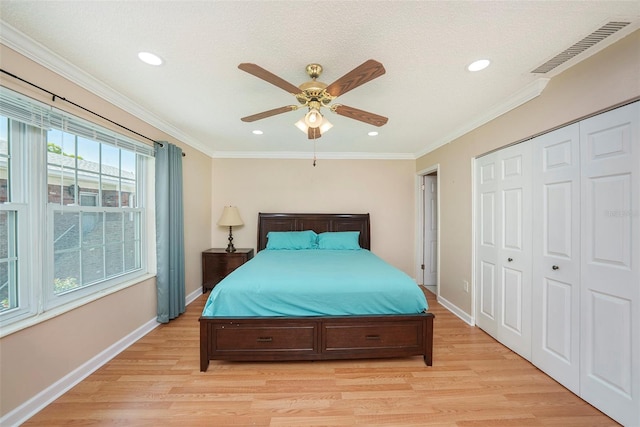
[0,116,19,314]
[0,87,155,330]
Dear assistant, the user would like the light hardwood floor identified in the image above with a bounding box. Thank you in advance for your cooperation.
[24,290,617,426]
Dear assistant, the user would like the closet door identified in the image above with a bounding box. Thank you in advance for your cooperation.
[580,102,639,426]
[476,151,500,338]
[532,124,581,394]
[476,142,532,360]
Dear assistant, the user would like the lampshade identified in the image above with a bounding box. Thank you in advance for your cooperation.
[217,206,243,227]
[295,117,333,134]
[304,108,322,128]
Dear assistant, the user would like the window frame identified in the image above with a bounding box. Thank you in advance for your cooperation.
[0,87,156,335]
[0,120,34,324]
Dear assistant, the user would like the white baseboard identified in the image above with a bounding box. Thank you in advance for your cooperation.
[185,287,203,306]
[1,287,203,427]
[437,294,475,326]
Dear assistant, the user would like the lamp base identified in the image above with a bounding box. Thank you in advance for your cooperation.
[226,226,236,253]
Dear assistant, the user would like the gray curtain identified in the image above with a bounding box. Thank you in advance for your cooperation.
[155,141,185,323]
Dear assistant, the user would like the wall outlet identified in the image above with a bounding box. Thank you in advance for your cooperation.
[463,280,469,293]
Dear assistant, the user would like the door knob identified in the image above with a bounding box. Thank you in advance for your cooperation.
[552,265,559,270]
[507,258,513,262]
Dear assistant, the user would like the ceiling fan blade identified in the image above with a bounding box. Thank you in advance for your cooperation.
[238,63,301,95]
[325,60,386,98]
[333,105,388,127]
[241,105,297,122]
[308,127,322,139]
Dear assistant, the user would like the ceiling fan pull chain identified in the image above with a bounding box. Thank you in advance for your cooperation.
[313,139,317,167]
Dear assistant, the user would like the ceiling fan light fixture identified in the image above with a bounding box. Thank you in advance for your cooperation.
[304,108,323,128]
[295,119,307,133]
[319,118,333,133]
[295,116,333,134]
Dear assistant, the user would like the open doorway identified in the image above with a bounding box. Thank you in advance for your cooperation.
[416,165,440,295]
[422,172,438,294]
[417,166,439,296]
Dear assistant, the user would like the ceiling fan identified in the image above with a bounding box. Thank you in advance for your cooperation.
[238,60,388,139]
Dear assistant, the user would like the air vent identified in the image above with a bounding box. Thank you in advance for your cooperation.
[531,21,631,74]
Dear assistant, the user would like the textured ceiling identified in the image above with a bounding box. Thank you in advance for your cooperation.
[1,1,639,159]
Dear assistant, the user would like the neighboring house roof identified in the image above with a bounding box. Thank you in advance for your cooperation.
[47,151,136,180]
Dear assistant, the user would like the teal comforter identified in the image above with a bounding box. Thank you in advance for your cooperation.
[202,249,428,317]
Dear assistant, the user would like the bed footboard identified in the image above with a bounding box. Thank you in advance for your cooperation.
[199,313,434,372]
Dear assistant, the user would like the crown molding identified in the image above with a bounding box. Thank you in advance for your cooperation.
[414,78,550,159]
[211,151,415,160]
[0,21,214,157]
[1,20,552,162]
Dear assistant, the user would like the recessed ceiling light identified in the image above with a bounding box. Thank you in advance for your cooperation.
[467,59,490,72]
[138,51,163,66]
[252,130,263,135]
[368,131,379,136]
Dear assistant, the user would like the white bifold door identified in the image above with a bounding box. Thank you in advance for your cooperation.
[475,142,532,361]
[579,103,639,425]
[531,123,581,394]
[476,102,639,426]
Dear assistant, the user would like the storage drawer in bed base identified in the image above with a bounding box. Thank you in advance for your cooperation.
[200,313,435,371]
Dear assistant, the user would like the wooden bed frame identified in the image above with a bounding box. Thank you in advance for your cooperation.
[199,213,434,372]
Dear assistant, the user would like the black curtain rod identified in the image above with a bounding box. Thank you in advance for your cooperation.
[0,68,185,157]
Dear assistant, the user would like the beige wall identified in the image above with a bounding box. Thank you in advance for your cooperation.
[416,30,640,315]
[212,158,417,275]
[2,25,638,421]
[0,45,212,417]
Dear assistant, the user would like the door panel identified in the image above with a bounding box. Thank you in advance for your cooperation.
[502,267,523,334]
[544,278,572,361]
[580,102,639,426]
[475,143,532,359]
[498,144,532,360]
[589,291,631,395]
[589,174,631,267]
[532,123,581,393]
[480,261,496,321]
[545,182,572,258]
[480,192,496,246]
[476,154,500,337]
[503,188,523,250]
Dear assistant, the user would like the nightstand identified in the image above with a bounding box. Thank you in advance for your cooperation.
[202,248,254,292]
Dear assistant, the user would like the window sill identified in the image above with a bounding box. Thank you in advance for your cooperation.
[0,273,156,338]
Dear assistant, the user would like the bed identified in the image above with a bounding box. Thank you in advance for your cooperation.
[199,212,435,372]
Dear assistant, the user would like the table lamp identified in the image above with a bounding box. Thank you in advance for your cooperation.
[217,206,243,253]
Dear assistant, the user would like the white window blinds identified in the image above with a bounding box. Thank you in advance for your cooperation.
[0,86,155,157]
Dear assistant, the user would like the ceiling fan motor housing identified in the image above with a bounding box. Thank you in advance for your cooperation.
[297,82,333,107]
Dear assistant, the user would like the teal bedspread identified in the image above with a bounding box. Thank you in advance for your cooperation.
[202,249,428,317]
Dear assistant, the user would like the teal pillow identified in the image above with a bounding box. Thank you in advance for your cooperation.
[317,231,361,250]
[266,230,318,250]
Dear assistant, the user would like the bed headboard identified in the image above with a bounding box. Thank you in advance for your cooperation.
[257,213,370,251]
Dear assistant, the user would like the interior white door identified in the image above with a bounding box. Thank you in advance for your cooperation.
[423,175,438,288]
[497,143,532,360]
[476,151,500,338]
[476,142,532,359]
[579,102,639,426]
[532,123,581,394]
